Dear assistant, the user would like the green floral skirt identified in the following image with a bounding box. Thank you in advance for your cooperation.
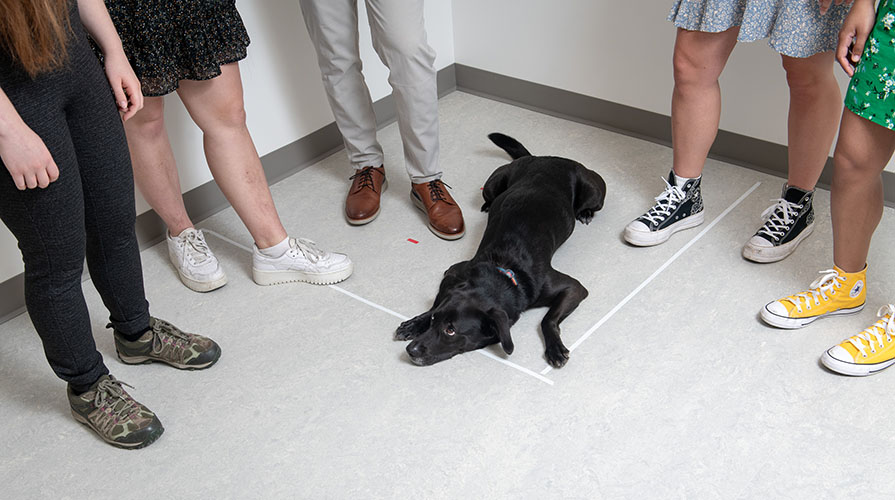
[846,0,895,129]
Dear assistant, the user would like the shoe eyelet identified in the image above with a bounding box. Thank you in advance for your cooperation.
[864,354,868,358]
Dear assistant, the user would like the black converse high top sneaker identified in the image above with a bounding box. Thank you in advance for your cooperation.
[624,171,705,246]
[742,184,814,263]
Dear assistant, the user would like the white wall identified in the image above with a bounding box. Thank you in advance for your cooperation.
[452,0,874,166]
[0,0,455,285]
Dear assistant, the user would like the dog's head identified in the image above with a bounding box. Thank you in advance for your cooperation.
[406,303,513,366]
[406,264,515,366]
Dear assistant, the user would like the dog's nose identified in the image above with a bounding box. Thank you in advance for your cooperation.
[406,340,426,358]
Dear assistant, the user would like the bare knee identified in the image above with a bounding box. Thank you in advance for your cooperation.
[782,54,835,96]
[196,99,248,134]
[127,100,167,139]
[673,46,724,91]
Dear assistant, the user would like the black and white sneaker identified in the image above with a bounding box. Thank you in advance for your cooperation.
[742,184,814,263]
[624,171,705,246]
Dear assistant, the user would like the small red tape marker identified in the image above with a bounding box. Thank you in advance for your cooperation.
[407,238,419,244]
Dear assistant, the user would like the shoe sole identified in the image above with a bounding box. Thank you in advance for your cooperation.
[346,180,388,226]
[71,410,164,449]
[178,271,227,293]
[759,302,865,329]
[168,249,228,293]
[742,222,815,263]
[410,193,465,241]
[820,350,895,376]
[252,261,354,286]
[117,347,222,370]
[623,211,705,247]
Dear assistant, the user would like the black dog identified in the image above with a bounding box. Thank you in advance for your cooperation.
[395,133,606,367]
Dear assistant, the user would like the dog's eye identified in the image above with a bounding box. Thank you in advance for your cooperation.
[444,327,456,336]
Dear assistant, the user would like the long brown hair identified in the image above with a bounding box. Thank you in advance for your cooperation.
[0,0,71,77]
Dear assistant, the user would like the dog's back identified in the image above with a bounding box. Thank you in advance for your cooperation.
[480,134,603,258]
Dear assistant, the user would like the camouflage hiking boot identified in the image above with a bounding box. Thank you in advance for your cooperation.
[68,375,163,449]
[114,317,221,370]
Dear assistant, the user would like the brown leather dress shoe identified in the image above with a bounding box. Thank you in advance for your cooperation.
[410,179,465,240]
[346,166,387,225]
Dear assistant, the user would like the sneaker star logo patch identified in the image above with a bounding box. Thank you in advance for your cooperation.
[851,280,864,298]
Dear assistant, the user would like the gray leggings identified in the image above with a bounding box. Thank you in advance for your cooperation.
[0,13,150,388]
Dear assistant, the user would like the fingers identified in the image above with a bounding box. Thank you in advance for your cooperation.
[819,0,832,15]
[35,168,50,188]
[836,30,855,75]
[111,78,129,113]
[11,173,26,191]
[119,80,143,122]
[46,160,59,184]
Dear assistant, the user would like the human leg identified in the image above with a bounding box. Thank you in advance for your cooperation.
[175,64,287,249]
[299,0,387,224]
[624,27,738,246]
[124,97,226,292]
[366,0,464,239]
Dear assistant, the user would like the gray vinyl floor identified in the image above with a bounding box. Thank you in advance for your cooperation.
[3,91,895,499]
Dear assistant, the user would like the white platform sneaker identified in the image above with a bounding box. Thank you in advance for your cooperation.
[166,228,227,292]
[252,237,353,286]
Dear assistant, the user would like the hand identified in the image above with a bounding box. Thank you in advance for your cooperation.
[820,0,855,15]
[103,51,143,121]
[836,0,877,76]
[0,124,59,190]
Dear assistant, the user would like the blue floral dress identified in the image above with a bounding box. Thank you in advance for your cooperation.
[668,0,851,57]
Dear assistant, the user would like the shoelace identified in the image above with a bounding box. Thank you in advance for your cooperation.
[349,167,378,191]
[757,198,802,241]
[150,319,191,354]
[427,180,454,205]
[783,269,846,313]
[847,304,895,358]
[93,377,140,427]
[289,237,325,263]
[641,177,685,225]
[183,230,213,264]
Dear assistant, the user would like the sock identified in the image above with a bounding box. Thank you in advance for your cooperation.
[673,172,699,189]
[257,237,290,258]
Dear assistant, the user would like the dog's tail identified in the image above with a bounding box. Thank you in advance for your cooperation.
[488,133,532,159]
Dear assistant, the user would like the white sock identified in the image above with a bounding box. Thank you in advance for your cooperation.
[673,172,699,189]
[257,237,290,258]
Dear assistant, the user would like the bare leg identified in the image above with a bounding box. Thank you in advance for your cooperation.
[176,63,288,249]
[832,110,895,272]
[124,97,194,236]
[671,27,740,178]
[781,52,842,191]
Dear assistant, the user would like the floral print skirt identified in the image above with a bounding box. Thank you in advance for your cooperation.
[846,0,895,130]
[668,0,851,57]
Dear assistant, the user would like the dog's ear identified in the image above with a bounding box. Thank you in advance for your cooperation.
[486,308,513,355]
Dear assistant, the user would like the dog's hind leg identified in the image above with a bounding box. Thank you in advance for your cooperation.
[481,164,512,213]
[573,166,607,224]
[395,311,432,341]
[536,270,589,368]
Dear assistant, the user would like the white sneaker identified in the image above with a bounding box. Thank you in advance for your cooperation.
[252,237,353,286]
[166,228,227,292]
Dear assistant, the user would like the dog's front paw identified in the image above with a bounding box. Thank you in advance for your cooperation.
[545,342,570,368]
[576,209,595,225]
[395,318,425,341]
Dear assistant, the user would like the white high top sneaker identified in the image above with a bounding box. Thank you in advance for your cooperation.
[166,228,227,292]
[252,237,353,286]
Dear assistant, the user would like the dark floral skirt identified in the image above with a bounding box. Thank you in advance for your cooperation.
[103,0,250,96]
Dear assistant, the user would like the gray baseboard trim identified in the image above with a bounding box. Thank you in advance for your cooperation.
[1,65,458,325]
[0,273,25,325]
[453,63,895,206]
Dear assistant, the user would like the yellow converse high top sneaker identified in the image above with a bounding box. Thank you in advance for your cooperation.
[822,304,895,376]
[760,266,866,329]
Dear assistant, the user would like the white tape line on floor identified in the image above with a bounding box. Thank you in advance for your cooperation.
[202,229,555,386]
[539,181,762,376]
